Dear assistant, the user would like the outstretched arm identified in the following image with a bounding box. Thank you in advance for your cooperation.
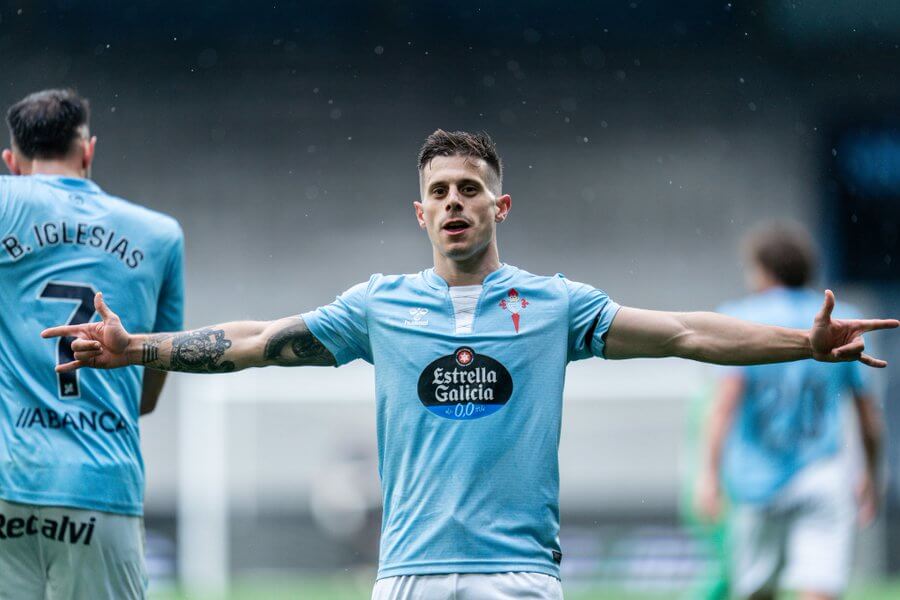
[605,290,898,368]
[41,292,335,374]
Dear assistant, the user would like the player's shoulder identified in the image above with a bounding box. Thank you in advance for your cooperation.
[102,192,183,241]
[367,271,425,293]
[545,270,611,296]
[0,174,45,199]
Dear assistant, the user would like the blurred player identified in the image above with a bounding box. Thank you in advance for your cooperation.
[0,90,184,599]
[43,131,896,600]
[696,224,883,600]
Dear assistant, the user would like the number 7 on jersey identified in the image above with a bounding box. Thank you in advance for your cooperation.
[38,282,98,398]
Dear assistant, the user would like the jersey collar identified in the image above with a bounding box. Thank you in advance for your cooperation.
[32,174,103,194]
[422,263,517,290]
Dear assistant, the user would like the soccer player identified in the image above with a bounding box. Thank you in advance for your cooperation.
[0,89,184,599]
[695,224,883,600]
[42,131,896,600]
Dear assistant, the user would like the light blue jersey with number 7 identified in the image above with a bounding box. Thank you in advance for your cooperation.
[0,175,184,516]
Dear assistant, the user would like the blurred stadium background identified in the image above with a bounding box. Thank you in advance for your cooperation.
[4,1,900,598]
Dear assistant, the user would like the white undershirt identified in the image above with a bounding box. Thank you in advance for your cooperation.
[448,285,483,334]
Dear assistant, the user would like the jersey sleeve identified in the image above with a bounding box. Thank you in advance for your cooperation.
[153,226,185,333]
[301,277,374,366]
[564,277,621,362]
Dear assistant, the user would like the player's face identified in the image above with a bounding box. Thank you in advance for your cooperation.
[415,155,511,261]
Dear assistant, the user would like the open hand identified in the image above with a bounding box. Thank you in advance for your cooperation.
[810,290,899,368]
[41,292,131,372]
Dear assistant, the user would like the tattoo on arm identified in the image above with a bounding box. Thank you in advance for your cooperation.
[263,318,336,366]
[141,329,236,373]
[142,334,169,367]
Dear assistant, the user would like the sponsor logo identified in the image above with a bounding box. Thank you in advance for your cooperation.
[417,347,513,420]
[0,512,96,546]
[403,307,429,327]
[499,288,528,333]
[15,408,129,435]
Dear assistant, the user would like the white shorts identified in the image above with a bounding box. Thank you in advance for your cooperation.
[0,498,146,600]
[729,456,855,598]
[372,572,563,600]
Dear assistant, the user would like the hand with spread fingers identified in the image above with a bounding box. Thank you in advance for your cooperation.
[810,290,899,368]
[41,292,131,372]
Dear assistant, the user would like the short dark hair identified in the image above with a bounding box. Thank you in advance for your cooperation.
[743,222,817,288]
[418,129,503,192]
[6,89,90,159]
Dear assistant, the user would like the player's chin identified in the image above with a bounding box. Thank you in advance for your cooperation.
[441,242,477,260]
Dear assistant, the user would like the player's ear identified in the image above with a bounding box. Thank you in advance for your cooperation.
[2,149,21,175]
[82,136,97,172]
[495,194,511,223]
[413,201,427,229]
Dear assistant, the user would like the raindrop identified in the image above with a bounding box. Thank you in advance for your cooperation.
[482,75,496,87]
[330,108,342,120]
[374,45,384,55]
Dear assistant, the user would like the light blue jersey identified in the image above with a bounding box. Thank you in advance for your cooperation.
[718,288,867,504]
[303,265,619,579]
[0,175,184,516]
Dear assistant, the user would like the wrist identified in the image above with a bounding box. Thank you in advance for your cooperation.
[801,329,813,359]
[125,334,146,366]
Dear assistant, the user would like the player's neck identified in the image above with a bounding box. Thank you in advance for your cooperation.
[25,160,86,179]
[433,245,502,287]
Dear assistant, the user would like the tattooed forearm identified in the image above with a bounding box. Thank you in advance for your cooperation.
[140,329,236,373]
[263,318,336,366]
[171,328,236,372]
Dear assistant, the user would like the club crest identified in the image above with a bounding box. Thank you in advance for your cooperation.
[499,288,528,333]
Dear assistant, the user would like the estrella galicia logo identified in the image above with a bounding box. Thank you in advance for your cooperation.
[417,347,513,420]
